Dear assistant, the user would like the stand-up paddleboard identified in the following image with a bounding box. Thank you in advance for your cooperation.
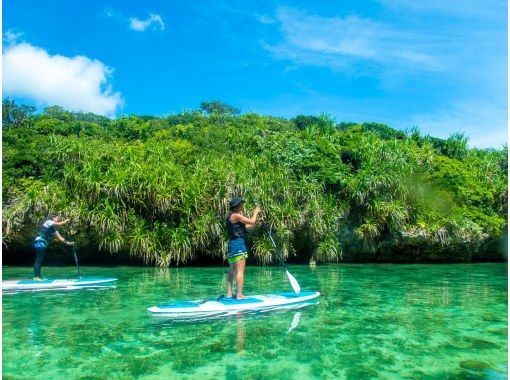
[148,291,320,320]
[2,277,117,292]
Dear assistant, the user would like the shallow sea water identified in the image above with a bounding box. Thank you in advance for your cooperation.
[2,263,508,379]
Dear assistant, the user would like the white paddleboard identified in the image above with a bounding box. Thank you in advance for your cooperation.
[2,277,117,292]
[148,291,320,319]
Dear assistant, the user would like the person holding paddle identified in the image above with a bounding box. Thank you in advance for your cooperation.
[226,197,261,299]
[33,215,74,280]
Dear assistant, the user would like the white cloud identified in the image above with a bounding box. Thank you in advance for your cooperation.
[3,30,23,45]
[103,7,115,18]
[129,13,165,32]
[408,100,508,148]
[255,14,275,24]
[3,42,123,116]
[261,6,506,148]
[264,7,440,72]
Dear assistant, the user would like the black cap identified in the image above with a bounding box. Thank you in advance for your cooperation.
[229,197,244,209]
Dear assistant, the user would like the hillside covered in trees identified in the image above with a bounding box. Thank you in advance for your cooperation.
[2,99,507,265]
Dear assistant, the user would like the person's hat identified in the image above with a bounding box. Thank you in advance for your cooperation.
[229,197,244,209]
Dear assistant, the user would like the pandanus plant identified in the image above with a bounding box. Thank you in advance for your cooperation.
[2,103,507,264]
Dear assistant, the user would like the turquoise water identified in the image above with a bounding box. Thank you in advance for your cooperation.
[2,263,508,379]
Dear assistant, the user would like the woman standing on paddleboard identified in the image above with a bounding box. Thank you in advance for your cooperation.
[226,197,261,299]
[33,214,74,280]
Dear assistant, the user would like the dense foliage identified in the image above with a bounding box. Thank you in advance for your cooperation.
[2,99,507,265]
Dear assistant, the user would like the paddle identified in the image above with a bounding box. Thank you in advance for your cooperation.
[261,221,301,294]
[65,221,82,278]
[71,246,83,278]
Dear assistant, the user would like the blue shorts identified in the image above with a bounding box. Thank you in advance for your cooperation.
[33,239,48,249]
[228,238,247,258]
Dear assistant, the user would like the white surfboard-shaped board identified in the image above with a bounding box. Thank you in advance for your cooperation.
[148,291,320,320]
[2,277,117,292]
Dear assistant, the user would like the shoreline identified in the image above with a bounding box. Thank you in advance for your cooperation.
[2,259,507,269]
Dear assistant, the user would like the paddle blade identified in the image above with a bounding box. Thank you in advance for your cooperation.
[285,269,301,293]
[287,311,302,334]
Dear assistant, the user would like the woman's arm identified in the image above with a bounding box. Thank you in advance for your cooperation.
[231,207,261,225]
[54,231,74,245]
[53,219,70,227]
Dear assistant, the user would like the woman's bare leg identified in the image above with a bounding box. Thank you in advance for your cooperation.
[227,263,236,297]
[236,259,246,299]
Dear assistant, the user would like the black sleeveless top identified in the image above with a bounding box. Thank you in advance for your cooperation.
[226,213,247,240]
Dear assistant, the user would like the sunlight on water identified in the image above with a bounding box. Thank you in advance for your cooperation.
[2,263,507,379]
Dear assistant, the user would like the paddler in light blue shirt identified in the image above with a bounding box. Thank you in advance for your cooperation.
[225,197,262,299]
[33,214,74,280]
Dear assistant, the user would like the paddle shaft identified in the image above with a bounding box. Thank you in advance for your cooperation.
[263,224,288,270]
[261,222,290,270]
[248,199,300,293]
[65,222,82,278]
[72,247,82,278]
[261,222,301,293]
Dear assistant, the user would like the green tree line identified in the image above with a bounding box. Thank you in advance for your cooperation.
[2,99,507,265]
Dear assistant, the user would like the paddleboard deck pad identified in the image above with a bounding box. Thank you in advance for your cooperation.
[2,277,117,292]
[148,291,320,320]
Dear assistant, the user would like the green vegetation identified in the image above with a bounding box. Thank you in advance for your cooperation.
[2,99,507,265]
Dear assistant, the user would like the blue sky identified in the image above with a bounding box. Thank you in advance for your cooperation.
[3,0,507,147]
